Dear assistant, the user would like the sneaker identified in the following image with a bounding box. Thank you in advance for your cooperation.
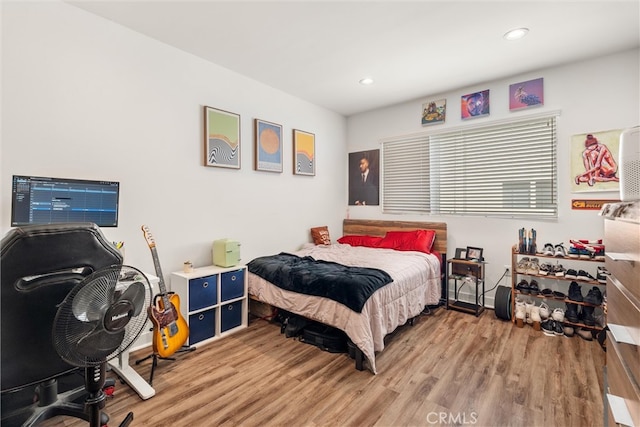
[516,257,530,274]
[565,269,578,280]
[526,258,540,275]
[554,244,567,258]
[541,319,556,336]
[515,301,526,328]
[567,246,581,258]
[539,263,552,275]
[597,266,610,284]
[567,281,584,302]
[542,243,555,256]
[564,325,575,337]
[552,290,566,300]
[539,302,550,319]
[551,308,565,322]
[577,270,596,281]
[528,280,540,295]
[553,321,564,336]
[584,286,603,305]
[553,264,565,277]
[541,288,553,298]
[576,328,593,341]
[516,279,530,294]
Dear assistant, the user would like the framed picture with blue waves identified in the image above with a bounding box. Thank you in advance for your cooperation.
[254,118,283,172]
[204,106,241,169]
[293,129,315,176]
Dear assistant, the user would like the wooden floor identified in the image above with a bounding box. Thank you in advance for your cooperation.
[34,307,605,427]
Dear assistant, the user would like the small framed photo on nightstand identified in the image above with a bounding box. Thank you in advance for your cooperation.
[466,246,483,261]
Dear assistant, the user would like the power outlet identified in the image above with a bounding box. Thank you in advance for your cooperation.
[504,265,511,276]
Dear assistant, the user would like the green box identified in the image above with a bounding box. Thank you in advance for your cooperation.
[213,239,241,267]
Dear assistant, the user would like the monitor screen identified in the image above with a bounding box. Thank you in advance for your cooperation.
[11,175,120,227]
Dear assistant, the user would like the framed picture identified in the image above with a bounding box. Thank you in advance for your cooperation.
[466,246,483,261]
[509,77,544,111]
[421,98,446,126]
[254,118,283,172]
[204,106,240,169]
[293,129,315,176]
[454,247,466,259]
[570,129,622,192]
[348,150,379,206]
[461,90,490,120]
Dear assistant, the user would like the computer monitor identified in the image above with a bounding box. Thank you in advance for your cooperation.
[11,175,120,227]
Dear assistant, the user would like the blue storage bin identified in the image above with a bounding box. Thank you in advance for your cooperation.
[220,269,244,302]
[189,308,215,344]
[188,274,217,311]
[221,301,242,332]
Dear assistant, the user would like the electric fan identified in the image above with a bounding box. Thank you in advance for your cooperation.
[52,265,152,427]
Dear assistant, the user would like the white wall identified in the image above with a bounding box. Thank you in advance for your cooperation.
[347,48,640,306]
[1,2,347,281]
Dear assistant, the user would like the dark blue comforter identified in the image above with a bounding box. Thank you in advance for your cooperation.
[247,253,393,313]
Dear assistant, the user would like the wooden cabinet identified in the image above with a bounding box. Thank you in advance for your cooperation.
[171,265,248,347]
[602,201,640,427]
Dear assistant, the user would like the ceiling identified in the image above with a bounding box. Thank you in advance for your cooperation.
[67,1,640,117]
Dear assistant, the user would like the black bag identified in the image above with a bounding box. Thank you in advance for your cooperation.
[299,321,348,353]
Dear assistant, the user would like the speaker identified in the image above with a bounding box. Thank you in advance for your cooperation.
[619,126,640,201]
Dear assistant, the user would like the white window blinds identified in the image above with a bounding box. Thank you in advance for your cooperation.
[382,114,558,218]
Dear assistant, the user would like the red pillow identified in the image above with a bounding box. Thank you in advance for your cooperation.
[337,235,383,248]
[377,229,436,253]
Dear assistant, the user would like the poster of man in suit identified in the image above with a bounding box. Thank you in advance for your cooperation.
[349,149,379,206]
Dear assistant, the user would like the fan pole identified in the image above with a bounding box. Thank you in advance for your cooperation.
[84,364,107,427]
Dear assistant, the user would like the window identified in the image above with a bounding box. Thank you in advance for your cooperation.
[382,113,558,218]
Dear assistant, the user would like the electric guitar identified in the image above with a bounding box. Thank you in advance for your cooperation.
[142,225,190,358]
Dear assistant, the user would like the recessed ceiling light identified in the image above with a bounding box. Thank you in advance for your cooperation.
[503,27,529,41]
[359,77,374,85]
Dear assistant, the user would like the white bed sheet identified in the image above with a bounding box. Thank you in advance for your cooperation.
[248,243,441,373]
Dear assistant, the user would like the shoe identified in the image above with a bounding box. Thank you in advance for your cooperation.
[515,301,526,328]
[564,269,578,280]
[585,286,603,305]
[577,270,596,281]
[530,229,537,255]
[567,281,584,302]
[581,306,596,326]
[567,246,582,258]
[539,263,552,276]
[541,319,556,336]
[552,290,566,300]
[516,257,530,274]
[526,258,540,275]
[554,244,567,258]
[518,228,526,253]
[553,320,564,336]
[551,308,565,322]
[528,280,540,295]
[541,288,553,298]
[525,300,535,324]
[542,243,554,256]
[516,279,530,294]
[565,302,579,323]
[539,302,550,319]
[597,266,610,284]
[552,264,565,277]
[576,328,593,341]
[564,325,575,337]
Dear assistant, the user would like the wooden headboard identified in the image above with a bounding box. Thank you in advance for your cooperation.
[342,219,447,255]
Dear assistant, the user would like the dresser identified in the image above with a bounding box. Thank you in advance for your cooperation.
[602,201,640,427]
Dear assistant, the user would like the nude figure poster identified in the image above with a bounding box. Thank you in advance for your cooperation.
[571,129,622,193]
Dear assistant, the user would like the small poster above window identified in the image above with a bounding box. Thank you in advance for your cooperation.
[461,90,489,119]
[509,77,544,111]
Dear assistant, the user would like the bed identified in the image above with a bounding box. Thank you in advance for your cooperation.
[247,219,447,374]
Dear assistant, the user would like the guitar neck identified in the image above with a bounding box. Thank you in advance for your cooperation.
[149,246,169,298]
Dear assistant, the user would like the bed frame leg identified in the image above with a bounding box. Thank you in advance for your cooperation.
[355,348,365,371]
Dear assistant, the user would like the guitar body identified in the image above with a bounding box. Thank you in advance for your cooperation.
[141,225,190,359]
[148,292,190,358]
